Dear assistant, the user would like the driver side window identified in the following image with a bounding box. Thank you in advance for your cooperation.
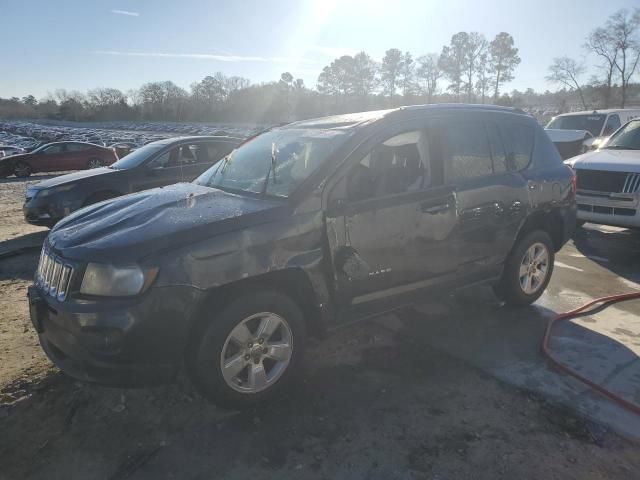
[603,114,621,136]
[147,148,177,169]
[43,144,65,155]
[345,130,434,203]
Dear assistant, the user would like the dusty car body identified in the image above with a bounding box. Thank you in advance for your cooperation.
[546,109,640,159]
[0,141,117,177]
[566,118,640,229]
[23,136,242,226]
[28,105,576,408]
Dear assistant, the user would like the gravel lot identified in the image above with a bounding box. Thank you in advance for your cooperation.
[1,176,638,480]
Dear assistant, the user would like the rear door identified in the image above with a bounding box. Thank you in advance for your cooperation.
[64,143,92,169]
[440,114,529,284]
[324,120,458,317]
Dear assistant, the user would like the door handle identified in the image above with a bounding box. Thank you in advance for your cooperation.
[421,202,450,214]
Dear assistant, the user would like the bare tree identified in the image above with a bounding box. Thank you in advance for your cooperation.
[416,53,441,103]
[585,27,619,108]
[352,51,378,97]
[546,57,588,109]
[607,8,640,107]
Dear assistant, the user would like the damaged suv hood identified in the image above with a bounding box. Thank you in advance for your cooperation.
[47,183,286,263]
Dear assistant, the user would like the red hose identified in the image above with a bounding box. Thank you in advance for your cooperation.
[542,291,640,415]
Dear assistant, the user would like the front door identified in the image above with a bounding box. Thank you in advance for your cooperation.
[37,144,68,172]
[178,141,237,181]
[131,146,185,192]
[325,123,458,318]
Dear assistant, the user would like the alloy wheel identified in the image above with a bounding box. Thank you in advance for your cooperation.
[519,242,549,295]
[220,312,293,393]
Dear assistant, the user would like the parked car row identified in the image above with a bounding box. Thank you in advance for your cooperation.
[26,104,576,408]
[23,135,243,225]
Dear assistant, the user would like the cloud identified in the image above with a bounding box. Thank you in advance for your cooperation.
[94,51,317,63]
[306,45,359,58]
[110,9,140,17]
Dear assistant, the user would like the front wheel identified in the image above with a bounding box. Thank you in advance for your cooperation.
[494,230,555,307]
[187,291,306,409]
[13,162,31,178]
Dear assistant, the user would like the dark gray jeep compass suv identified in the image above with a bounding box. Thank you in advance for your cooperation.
[28,105,576,408]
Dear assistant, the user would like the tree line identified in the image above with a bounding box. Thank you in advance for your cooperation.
[1,8,639,125]
[547,7,640,109]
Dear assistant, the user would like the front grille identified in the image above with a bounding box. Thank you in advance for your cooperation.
[35,247,74,301]
[576,170,628,193]
[622,173,640,193]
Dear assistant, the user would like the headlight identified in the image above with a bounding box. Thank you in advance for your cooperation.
[36,184,76,198]
[80,263,158,297]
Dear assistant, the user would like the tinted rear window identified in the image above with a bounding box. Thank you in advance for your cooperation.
[500,123,534,171]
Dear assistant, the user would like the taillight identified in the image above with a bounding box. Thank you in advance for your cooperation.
[566,165,577,198]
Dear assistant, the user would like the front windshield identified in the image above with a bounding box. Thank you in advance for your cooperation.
[546,114,605,137]
[196,129,350,197]
[110,143,164,169]
[603,120,640,150]
[30,143,51,154]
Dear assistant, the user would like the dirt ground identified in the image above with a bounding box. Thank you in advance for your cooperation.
[1,176,639,480]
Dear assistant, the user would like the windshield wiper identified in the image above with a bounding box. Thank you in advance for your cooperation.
[605,145,639,150]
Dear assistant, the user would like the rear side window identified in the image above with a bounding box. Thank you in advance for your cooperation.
[443,120,493,183]
[486,122,507,174]
[501,123,534,171]
[603,114,621,136]
[67,143,90,152]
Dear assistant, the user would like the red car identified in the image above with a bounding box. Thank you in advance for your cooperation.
[0,142,118,178]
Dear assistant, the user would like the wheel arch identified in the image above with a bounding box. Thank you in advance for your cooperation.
[514,209,566,253]
[188,267,325,347]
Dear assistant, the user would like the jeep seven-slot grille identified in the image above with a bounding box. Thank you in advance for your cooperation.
[35,248,74,301]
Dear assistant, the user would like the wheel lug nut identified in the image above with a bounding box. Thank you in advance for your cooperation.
[248,342,253,348]
[258,338,264,344]
[263,347,268,354]
[244,354,250,361]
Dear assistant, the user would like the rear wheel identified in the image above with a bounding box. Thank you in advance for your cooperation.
[494,230,555,307]
[187,291,306,409]
[13,162,31,178]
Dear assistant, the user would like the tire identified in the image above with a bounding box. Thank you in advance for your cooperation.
[187,290,306,409]
[83,191,118,207]
[13,162,31,178]
[87,158,103,169]
[495,230,555,307]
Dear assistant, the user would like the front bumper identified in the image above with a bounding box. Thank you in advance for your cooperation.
[576,191,640,228]
[28,283,207,387]
[23,195,80,226]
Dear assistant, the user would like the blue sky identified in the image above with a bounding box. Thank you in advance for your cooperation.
[0,0,637,99]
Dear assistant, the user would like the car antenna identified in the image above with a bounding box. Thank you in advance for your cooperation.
[270,142,278,185]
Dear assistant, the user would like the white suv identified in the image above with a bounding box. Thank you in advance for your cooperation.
[567,119,640,229]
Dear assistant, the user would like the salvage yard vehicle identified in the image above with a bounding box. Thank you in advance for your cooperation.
[23,136,242,226]
[566,118,640,229]
[28,105,576,408]
[0,141,117,178]
[545,109,640,159]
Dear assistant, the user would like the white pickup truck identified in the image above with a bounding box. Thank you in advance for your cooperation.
[566,118,640,229]
[546,109,640,159]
